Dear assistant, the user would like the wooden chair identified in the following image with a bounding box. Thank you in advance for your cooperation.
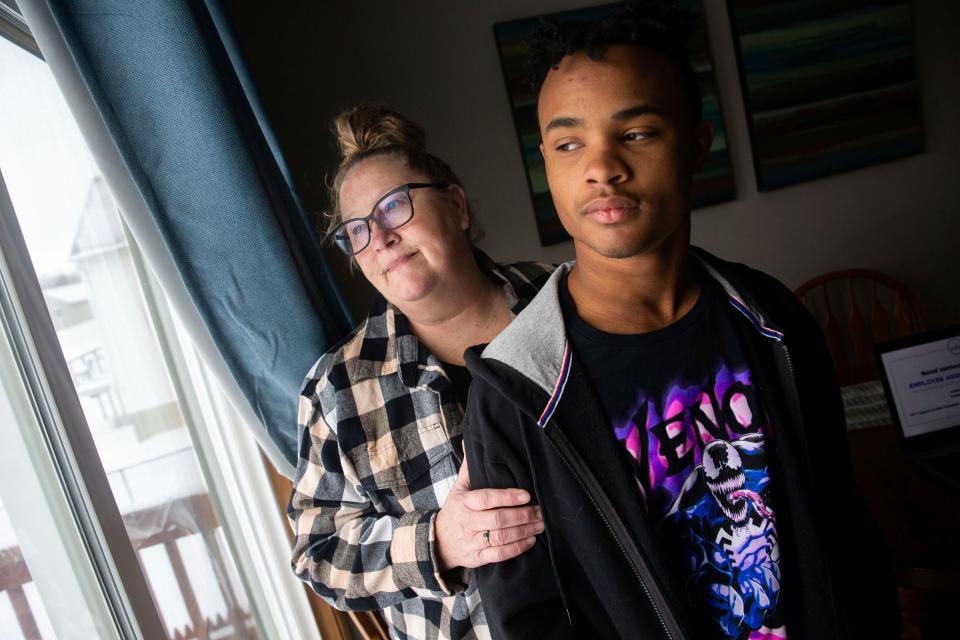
[797,270,956,636]
[794,269,927,385]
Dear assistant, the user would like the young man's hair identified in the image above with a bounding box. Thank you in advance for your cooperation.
[526,1,703,123]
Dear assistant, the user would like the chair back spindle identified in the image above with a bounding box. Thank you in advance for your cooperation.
[822,287,847,372]
[893,292,914,338]
[869,280,891,343]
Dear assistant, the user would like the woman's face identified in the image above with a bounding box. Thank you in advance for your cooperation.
[338,155,471,305]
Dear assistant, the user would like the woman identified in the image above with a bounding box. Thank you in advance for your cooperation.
[288,104,552,639]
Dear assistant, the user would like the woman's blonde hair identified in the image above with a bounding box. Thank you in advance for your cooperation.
[325,104,479,242]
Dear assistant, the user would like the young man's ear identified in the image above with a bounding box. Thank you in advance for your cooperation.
[692,119,715,172]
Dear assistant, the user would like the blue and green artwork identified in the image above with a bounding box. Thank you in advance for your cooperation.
[729,0,925,191]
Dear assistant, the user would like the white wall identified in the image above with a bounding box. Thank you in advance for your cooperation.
[230,0,960,326]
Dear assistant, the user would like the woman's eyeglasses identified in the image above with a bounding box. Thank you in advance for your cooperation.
[331,182,448,256]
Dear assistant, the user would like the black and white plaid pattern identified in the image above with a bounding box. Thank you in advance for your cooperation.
[289,254,553,639]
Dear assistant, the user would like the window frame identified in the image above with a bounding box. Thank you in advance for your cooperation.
[130,229,322,640]
[0,8,322,638]
[0,1,40,58]
[0,164,162,639]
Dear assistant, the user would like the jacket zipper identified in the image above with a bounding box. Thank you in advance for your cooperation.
[545,431,676,640]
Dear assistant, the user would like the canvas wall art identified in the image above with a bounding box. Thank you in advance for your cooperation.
[729,0,925,191]
[493,1,736,246]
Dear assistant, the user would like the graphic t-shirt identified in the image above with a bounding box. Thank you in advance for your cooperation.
[440,361,473,410]
[559,271,788,640]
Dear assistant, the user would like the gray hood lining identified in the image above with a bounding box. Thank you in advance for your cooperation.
[481,251,781,399]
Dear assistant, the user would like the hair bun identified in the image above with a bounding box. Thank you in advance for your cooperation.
[333,104,427,163]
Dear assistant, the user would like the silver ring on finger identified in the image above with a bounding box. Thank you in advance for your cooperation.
[482,530,490,546]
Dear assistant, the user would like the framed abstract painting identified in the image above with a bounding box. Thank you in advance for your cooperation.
[493,1,736,246]
[728,0,925,191]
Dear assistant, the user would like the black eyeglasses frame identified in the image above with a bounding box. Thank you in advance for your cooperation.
[330,182,449,256]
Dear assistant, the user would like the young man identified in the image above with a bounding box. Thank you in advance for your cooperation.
[463,3,900,638]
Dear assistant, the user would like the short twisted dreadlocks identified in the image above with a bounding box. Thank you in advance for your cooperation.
[526,1,703,122]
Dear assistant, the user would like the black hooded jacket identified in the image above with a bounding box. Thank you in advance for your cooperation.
[463,248,900,639]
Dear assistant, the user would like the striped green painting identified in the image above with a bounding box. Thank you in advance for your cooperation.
[729,0,925,191]
[494,1,736,246]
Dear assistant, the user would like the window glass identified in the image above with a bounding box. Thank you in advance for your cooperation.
[0,499,56,639]
[0,32,258,640]
[0,291,115,639]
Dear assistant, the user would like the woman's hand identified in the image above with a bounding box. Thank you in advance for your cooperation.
[434,457,544,571]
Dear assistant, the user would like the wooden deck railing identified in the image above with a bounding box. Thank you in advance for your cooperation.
[0,493,255,639]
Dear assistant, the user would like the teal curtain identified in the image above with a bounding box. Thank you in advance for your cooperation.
[42,0,352,468]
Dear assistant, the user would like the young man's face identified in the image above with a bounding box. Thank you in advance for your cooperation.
[538,44,713,261]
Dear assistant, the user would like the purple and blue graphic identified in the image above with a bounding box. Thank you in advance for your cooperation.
[664,435,783,639]
[615,365,787,639]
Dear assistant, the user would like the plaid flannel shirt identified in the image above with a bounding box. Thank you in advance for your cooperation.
[289,253,553,639]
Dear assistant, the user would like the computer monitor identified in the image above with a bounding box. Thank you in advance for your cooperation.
[875,325,960,453]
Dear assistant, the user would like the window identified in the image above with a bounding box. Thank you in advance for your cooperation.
[0,27,261,640]
[0,10,319,640]
[0,318,115,639]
